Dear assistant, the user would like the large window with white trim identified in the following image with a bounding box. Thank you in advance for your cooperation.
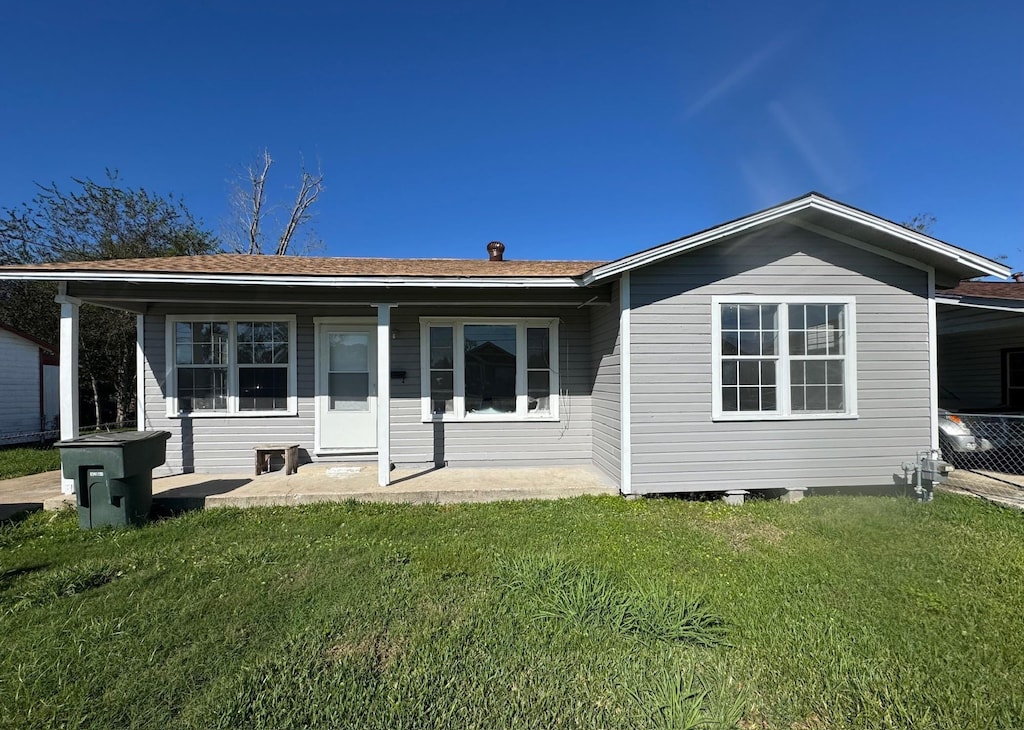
[167,316,297,416]
[712,298,856,420]
[421,318,559,421]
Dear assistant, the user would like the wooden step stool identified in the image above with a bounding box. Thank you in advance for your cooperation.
[253,443,300,476]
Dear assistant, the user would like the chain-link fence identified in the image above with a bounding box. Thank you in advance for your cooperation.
[0,420,137,449]
[939,412,1024,475]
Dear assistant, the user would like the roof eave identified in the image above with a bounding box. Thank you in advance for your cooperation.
[582,194,1010,285]
[0,270,589,289]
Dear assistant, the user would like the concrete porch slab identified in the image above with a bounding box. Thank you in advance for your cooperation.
[42,464,618,511]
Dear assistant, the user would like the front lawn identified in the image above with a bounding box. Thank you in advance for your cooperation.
[0,446,60,480]
[0,494,1021,729]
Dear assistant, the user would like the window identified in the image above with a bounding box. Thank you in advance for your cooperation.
[327,332,371,412]
[168,316,296,416]
[420,318,559,420]
[174,321,228,412]
[237,321,290,411]
[712,298,856,420]
[1003,349,1024,408]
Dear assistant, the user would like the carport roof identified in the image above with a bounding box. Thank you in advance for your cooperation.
[938,281,1024,301]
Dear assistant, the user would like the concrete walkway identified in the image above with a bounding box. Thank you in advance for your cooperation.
[942,469,1024,510]
[34,464,617,512]
[9,464,1024,516]
[0,470,63,520]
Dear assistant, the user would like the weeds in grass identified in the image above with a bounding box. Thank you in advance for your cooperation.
[637,670,706,730]
[621,580,725,645]
[629,667,746,730]
[532,562,625,627]
[500,555,725,646]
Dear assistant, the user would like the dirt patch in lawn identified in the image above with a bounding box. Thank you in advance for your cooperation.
[706,514,788,552]
[326,630,404,671]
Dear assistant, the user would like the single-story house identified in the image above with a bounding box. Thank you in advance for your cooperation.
[0,193,1009,496]
[0,323,59,445]
[936,281,1024,411]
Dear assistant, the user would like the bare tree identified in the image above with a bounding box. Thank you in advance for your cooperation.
[902,213,937,234]
[902,212,1011,277]
[226,149,324,256]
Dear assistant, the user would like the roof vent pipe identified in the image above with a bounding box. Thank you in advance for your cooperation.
[1013,272,1024,283]
[487,241,505,262]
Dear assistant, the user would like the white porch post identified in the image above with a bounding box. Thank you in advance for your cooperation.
[619,272,632,495]
[374,304,395,486]
[136,315,146,431]
[55,284,81,495]
[927,268,939,451]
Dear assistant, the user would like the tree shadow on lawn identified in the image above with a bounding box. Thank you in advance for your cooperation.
[0,564,50,592]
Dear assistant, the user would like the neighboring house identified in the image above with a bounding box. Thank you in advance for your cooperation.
[0,323,59,445]
[0,193,1008,496]
[936,281,1024,410]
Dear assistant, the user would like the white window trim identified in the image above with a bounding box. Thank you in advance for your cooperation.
[165,314,298,418]
[419,317,560,423]
[711,296,858,421]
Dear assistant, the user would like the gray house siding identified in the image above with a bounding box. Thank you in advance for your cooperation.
[590,280,621,485]
[937,305,1024,409]
[388,306,592,467]
[143,302,595,474]
[628,223,932,494]
[143,306,326,475]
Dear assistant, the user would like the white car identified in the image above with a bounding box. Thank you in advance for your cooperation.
[938,409,991,452]
[938,409,994,465]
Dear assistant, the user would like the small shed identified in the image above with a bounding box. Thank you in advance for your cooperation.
[0,323,58,444]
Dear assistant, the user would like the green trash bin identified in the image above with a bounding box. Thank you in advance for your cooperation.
[57,431,171,529]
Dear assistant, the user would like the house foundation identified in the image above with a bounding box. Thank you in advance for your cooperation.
[722,489,748,506]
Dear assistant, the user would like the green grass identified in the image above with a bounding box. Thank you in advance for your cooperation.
[0,446,60,479]
[0,493,1022,729]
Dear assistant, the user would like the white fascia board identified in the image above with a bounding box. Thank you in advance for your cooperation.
[809,197,1010,279]
[585,197,816,283]
[0,271,586,289]
[584,194,1009,284]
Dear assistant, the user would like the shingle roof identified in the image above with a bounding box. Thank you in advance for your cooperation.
[938,281,1024,301]
[0,254,604,278]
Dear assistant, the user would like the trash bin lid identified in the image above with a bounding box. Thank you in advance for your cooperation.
[56,430,171,448]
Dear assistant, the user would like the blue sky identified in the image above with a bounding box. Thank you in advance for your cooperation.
[3,1,1022,267]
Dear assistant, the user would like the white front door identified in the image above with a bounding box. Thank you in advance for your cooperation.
[318,325,378,451]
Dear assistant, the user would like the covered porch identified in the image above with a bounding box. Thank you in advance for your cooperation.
[53,285,403,492]
[50,274,612,494]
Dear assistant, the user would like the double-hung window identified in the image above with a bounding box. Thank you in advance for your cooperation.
[421,318,559,421]
[712,297,856,420]
[167,316,297,416]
